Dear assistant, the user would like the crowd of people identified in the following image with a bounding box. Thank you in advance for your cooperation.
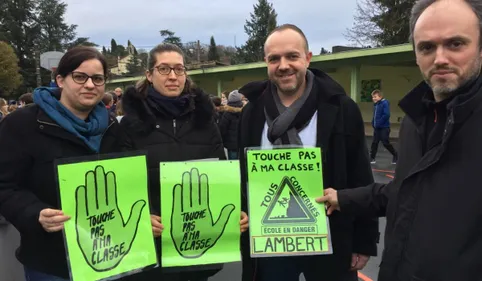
[1,0,482,280]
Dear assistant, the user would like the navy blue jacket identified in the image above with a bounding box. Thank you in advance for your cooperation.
[372,99,390,129]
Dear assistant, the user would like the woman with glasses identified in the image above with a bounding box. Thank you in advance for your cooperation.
[120,43,248,281]
[0,46,130,281]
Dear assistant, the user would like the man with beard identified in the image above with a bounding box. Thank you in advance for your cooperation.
[237,24,378,281]
[318,0,482,280]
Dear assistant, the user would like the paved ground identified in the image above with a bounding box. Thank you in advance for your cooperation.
[0,139,397,281]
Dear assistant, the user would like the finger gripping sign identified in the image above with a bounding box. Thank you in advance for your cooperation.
[247,148,333,257]
[161,161,241,267]
[57,154,157,281]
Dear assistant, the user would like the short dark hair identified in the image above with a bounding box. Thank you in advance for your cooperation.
[102,93,113,105]
[410,0,482,46]
[266,24,309,53]
[55,46,108,83]
[19,93,33,104]
[110,91,118,104]
[136,43,195,97]
[211,96,222,106]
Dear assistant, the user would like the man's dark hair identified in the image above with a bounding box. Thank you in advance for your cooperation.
[19,93,33,104]
[110,91,118,104]
[266,24,309,53]
[211,96,222,107]
[410,0,482,47]
[102,93,113,105]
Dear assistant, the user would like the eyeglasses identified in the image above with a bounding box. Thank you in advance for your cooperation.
[71,72,106,86]
[153,64,186,76]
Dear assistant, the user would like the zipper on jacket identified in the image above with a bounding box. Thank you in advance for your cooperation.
[100,120,115,142]
[373,104,378,128]
[37,119,61,128]
[173,119,177,134]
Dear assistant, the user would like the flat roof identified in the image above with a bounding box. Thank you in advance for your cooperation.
[108,43,414,84]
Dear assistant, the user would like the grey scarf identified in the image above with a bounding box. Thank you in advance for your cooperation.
[265,70,315,145]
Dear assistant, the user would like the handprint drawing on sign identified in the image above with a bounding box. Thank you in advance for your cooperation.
[171,168,235,259]
[75,166,146,272]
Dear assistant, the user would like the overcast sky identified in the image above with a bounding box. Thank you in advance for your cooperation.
[64,0,358,54]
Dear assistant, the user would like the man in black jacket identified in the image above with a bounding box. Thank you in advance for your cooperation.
[238,24,378,281]
[318,1,482,280]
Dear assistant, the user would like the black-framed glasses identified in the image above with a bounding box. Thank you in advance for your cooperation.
[70,72,106,86]
[153,64,186,76]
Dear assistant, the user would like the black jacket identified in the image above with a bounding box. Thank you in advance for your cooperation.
[119,86,225,280]
[0,105,127,278]
[238,69,378,281]
[219,105,242,150]
[338,77,482,281]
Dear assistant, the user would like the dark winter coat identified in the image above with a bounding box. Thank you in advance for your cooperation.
[119,86,225,280]
[338,76,482,281]
[372,99,391,129]
[238,68,378,281]
[219,105,242,150]
[0,104,128,279]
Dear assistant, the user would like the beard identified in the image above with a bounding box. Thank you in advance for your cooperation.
[425,57,482,101]
[271,70,305,96]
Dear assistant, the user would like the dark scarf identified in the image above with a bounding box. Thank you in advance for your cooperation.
[146,86,192,118]
[33,87,109,152]
[264,70,318,145]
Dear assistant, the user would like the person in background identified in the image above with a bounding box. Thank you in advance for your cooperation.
[221,91,228,106]
[120,43,248,281]
[116,99,124,123]
[102,92,114,110]
[18,93,34,107]
[114,87,123,100]
[219,90,244,159]
[8,104,18,113]
[0,98,8,119]
[0,46,129,281]
[210,95,224,123]
[370,89,398,164]
[110,91,119,115]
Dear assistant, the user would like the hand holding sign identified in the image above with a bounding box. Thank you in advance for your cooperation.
[75,166,146,272]
[171,168,235,259]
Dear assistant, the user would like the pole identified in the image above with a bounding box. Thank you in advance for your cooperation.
[197,40,201,63]
[35,49,41,87]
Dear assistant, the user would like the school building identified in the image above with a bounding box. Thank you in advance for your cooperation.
[107,43,422,137]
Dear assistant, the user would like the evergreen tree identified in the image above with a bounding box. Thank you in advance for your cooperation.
[35,0,77,52]
[111,39,118,55]
[160,29,183,49]
[65,37,97,50]
[237,0,277,63]
[0,0,40,92]
[208,36,219,61]
[345,0,416,46]
[126,52,143,76]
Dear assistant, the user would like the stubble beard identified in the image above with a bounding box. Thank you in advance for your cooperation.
[427,58,482,101]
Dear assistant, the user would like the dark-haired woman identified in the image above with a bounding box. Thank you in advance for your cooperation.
[0,46,129,280]
[120,43,248,281]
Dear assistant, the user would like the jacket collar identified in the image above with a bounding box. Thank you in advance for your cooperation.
[399,74,482,128]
